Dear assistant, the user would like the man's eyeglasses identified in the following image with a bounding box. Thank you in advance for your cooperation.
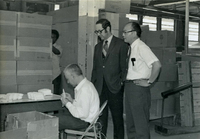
[94,28,105,34]
[122,30,135,34]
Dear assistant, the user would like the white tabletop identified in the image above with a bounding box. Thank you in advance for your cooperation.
[0,94,61,104]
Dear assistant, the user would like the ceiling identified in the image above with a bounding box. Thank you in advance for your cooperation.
[38,0,200,21]
[131,0,200,22]
[5,0,200,22]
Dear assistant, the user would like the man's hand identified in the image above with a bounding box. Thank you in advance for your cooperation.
[134,79,151,87]
[61,89,73,107]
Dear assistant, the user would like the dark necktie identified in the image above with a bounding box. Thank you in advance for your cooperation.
[103,40,108,56]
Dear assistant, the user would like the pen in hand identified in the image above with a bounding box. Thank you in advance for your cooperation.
[61,89,66,107]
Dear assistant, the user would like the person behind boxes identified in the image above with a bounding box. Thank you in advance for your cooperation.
[52,29,62,95]
[57,64,100,137]
[122,22,162,139]
[91,18,129,139]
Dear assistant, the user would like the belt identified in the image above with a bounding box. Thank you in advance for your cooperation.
[124,80,137,83]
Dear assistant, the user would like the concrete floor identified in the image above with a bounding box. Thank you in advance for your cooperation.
[106,120,200,139]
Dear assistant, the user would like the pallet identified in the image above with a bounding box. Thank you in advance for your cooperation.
[155,124,200,136]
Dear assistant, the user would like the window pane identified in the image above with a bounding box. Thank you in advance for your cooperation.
[143,16,157,31]
[189,22,198,41]
[162,18,174,31]
[54,4,60,10]
[126,14,137,20]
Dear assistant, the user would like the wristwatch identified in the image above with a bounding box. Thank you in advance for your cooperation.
[147,80,152,84]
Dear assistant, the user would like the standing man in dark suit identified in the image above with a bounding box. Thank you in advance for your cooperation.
[91,19,129,139]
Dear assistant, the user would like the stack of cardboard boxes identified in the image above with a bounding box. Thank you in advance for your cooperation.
[1,111,58,139]
[178,59,200,126]
[0,10,52,94]
[141,28,178,119]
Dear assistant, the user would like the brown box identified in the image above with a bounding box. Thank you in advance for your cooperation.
[17,37,52,61]
[150,97,176,120]
[0,61,16,85]
[5,111,58,139]
[146,30,176,48]
[48,6,78,24]
[105,0,131,13]
[18,84,53,94]
[0,10,17,36]
[150,81,175,99]
[140,25,149,43]
[17,61,52,85]
[0,36,16,61]
[151,48,176,65]
[17,12,52,38]
[158,64,178,81]
[0,85,17,94]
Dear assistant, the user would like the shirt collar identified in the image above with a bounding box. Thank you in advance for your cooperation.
[131,38,140,48]
[104,35,113,46]
[75,78,87,92]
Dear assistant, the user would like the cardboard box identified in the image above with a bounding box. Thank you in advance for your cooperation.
[5,111,58,139]
[140,25,149,43]
[0,61,16,85]
[17,37,52,61]
[0,85,17,94]
[0,36,16,60]
[146,30,176,48]
[17,12,52,38]
[0,11,17,36]
[105,0,131,13]
[151,48,176,65]
[158,64,178,81]
[150,81,176,99]
[17,61,52,85]
[18,84,53,94]
[191,61,200,82]
[48,6,78,24]
[150,97,176,120]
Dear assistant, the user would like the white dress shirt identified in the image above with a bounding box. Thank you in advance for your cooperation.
[66,78,100,123]
[126,38,159,80]
[52,43,62,80]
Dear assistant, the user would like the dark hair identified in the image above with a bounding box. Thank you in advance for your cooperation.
[64,64,83,76]
[96,18,112,31]
[130,22,142,37]
[52,29,59,40]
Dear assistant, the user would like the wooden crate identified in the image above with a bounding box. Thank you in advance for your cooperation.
[178,61,194,126]
[5,111,58,139]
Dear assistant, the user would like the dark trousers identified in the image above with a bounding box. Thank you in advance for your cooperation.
[99,79,124,139]
[124,83,151,139]
[54,109,89,131]
[52,74,62,95]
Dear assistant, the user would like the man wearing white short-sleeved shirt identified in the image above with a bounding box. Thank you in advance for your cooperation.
[122,22,161,139]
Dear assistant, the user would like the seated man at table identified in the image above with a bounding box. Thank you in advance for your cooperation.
[56,64,100,135]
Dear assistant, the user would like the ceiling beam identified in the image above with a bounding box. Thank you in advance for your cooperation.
[130,3,200,22]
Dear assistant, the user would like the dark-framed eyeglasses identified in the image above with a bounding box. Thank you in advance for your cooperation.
[94,28,105,34]
[122,30,135,34]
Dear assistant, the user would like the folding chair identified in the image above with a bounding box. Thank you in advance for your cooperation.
[64,100,108,139]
